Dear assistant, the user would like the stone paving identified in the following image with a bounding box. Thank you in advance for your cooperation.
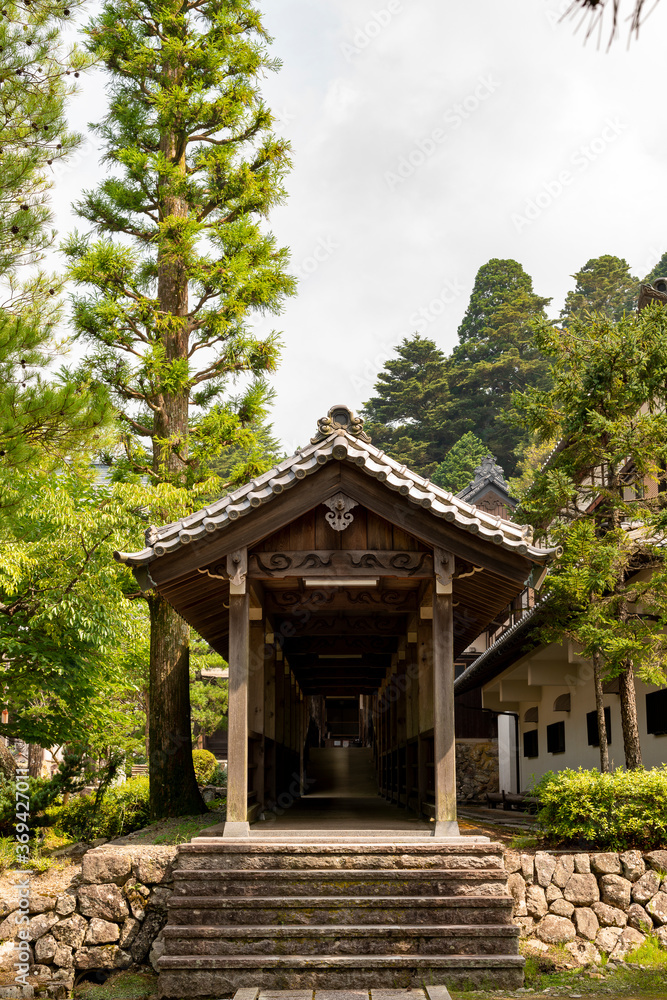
[233,988,452,1000]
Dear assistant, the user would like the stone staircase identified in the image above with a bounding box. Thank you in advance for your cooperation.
[158,840,523,996]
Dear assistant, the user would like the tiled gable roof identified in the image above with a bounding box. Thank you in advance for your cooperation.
[115,406,555,568]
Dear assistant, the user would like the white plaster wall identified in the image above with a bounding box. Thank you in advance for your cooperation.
[516,676,667,789]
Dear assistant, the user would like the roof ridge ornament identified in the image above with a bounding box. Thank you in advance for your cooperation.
[311,404,371,444]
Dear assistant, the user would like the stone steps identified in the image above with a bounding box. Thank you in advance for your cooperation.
[167,894,516,926]
[172,868,508,897]
[162,923,520,956]
[158,839,524,996]
[176,842,505,870]
[158,953,526,996]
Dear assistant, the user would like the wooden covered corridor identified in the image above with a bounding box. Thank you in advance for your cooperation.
[117,404,553,839]
[116,404,555,994]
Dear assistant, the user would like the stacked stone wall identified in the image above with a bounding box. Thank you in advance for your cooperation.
[0,847,176,999]
[455,738,499,801]
[505,848,667,966]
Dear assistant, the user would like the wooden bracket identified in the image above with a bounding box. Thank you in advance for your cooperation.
[227,548,247,594]
[434,547,455,595]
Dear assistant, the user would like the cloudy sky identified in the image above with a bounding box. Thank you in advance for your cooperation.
[55,0,667,453]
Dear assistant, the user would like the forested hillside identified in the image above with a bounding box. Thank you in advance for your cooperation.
[362,253,664,489]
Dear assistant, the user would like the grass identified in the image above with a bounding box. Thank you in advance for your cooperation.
[507,832,540,850]
[452,940,667,998]
[73,970,158,1000]
[118,806,226,846]
[626,933,667,968]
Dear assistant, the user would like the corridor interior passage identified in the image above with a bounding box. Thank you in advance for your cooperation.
[254,747,432,834]
[307,747,377,798]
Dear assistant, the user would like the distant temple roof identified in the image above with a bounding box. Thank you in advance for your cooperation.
[457,455,517,514]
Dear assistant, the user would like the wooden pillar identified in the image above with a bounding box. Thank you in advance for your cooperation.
[433,548,459,838]
[248,619,265,821]
[225,569,250,837]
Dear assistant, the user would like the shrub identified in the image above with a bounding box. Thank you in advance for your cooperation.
[192,749,217,785]
[0,836,16,874]
[533,766,667,850]
[210,763,227,786]
[54,776,149,842]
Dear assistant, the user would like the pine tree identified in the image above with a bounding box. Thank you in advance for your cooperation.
[431,432,488,494]
[362,335,453,477]
[0,1,107,469]
[446,259,551,476]
[643,252,667,287]
[560,255,638,326]
[65,0,294,819]
[513,307,667,769]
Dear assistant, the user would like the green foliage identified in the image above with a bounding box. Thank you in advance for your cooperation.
[533,767,667,850]
[446,258,552,476]
[73,970,157,1000]
[362,335,453,477]
[0,749,93,834]
[643,251,667,288]
[190,639,228,740]
[210,763,227,786]
[431,432,488,493]
[64,0,294,486]
[192,749,217,785]
[626,934,667,965]
[0,836,16,874]
[560,255,639,326]
[0,1,109,469]
[54,776,150,841]
[512,308,667,731]
[0,469,149,748]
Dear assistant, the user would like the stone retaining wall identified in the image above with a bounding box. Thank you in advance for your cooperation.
[505,848,667,966]
[0,846,177,999]
[2,843,667,997]
[455,739,499,801]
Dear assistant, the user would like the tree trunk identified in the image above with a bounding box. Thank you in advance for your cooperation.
[0,740,16,780]
[28,743,43,778]
[146,34,199,817]
[148,592,205,819]
[592,650,609,773]
[618,658,643,769]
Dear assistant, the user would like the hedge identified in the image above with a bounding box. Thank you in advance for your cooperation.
[53,775,150,841]
[533,766,667,850]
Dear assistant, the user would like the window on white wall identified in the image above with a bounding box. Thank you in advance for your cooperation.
[586,707,612,746]
[646,690,667,735]
[547,721,565,754]
[523,730,538,758]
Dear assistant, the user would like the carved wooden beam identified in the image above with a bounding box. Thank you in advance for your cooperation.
[272,614,407,637]
[265,588,419,614]
[248,550,433,579]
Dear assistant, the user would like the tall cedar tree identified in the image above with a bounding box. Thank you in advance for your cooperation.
[362,335,453,478]
[0,1,107,470]
[431,432,488,494]
[65,0,294,819]
[644,251,667,287]
[560,255,638,327]
[513,307,667,769]
[446,259,551,477]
